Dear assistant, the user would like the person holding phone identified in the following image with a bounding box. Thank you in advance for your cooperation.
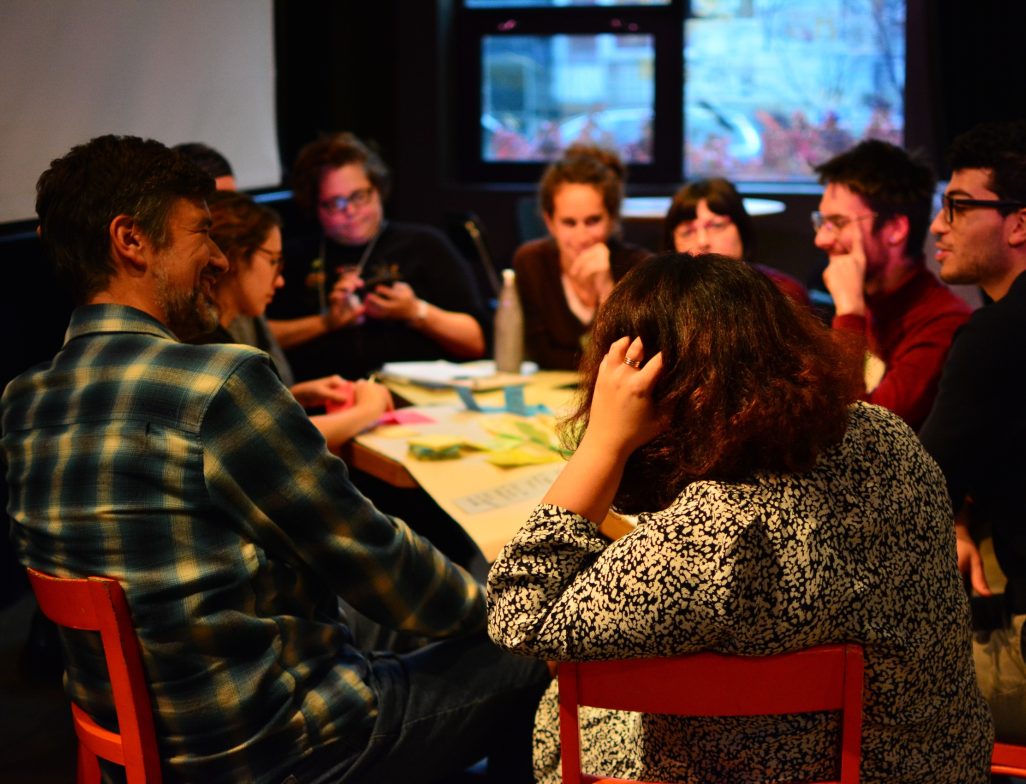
[268,132,489,380]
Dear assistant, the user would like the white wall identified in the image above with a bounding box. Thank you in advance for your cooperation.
[0,0,280,223]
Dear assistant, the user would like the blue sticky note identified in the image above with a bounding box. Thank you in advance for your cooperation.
[504,385,528,416]
[456,384,552,416]
[456,386,482,411]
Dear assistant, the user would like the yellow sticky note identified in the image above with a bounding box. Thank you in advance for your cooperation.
[408,435,464,450]
[486,447,563,467]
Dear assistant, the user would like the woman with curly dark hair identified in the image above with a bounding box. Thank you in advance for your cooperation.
[487,253,992,783]
[267,132,489,380]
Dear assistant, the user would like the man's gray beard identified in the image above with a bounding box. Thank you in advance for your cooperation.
[154,267,220,341]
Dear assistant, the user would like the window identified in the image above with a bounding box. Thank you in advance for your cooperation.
[685,0,905,181]
[467,1,669,7]
[455,0,906,183]
[481,33,655,163]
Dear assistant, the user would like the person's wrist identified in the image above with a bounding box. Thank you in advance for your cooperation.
[323,306,351,332]
[835,300,866,317]
[829,287,865,316]
[409,299,429,327]
[579,426,635,464]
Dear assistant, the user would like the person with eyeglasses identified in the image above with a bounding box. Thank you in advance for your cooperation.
[192,191,394,452]
[265,132,488,381]
[3,134,548,784]
[172,141,344,391]
[918,119,1026,744]
[662,177,809,306]
[812,139,971,430]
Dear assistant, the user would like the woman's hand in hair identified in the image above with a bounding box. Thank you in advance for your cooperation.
[584,336,665,459]
[540,336,663,523]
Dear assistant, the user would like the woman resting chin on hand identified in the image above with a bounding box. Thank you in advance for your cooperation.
[512,144,650,370]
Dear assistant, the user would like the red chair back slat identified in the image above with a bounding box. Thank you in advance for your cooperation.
[558,644,864,784]
[992,741,1026,776]
[26,567,162,783]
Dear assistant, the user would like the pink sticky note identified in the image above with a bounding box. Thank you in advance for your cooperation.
[377,409,436,426]
[323,390,356,414]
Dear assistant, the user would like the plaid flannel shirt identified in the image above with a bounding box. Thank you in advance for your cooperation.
[2,304,484,782]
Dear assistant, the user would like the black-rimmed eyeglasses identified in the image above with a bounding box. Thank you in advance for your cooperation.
[941,194,1026,225]
[319,187,375,214]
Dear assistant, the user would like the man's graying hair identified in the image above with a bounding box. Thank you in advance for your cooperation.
[35,135,213,303]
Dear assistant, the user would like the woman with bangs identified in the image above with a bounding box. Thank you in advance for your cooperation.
[487,253,991,782]
[665,177,810,306]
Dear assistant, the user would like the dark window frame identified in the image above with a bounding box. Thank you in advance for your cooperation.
[452,1,686,185]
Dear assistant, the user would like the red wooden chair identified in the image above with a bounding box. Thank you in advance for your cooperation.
[558,643,864,784]
[992,741,1026,776]
[25,567,162,784]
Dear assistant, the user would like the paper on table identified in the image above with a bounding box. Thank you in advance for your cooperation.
[485,447,562,467]
[454,385,550,416]
[378,360,539,391]
[399,409,567,466]
[325,401,434,425]
[453,464,564,514]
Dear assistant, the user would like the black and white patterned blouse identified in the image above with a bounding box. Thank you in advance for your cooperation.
[487,403,992,783]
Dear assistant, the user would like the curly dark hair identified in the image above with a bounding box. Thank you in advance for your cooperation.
[35,135,213,303]
[538,143,625,222]
[813,139,935,262]
[662,177,755,256]
[564,253,862,514]
[289,131,391,215]
[948,119,1026,205]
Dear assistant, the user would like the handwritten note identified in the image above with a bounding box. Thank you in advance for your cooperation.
[453,465,563,514]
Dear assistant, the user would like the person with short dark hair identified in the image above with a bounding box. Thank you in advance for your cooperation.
[513,144,650,370]
[488,253,991,782]
[813,139,971,430]
[3,134,547,783]
[919,119,1026,742]
[172,141,236,190]
[269,132,489,380]
[663,177,809,306]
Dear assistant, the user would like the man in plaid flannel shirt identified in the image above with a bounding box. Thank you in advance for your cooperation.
[2,135,545,783]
